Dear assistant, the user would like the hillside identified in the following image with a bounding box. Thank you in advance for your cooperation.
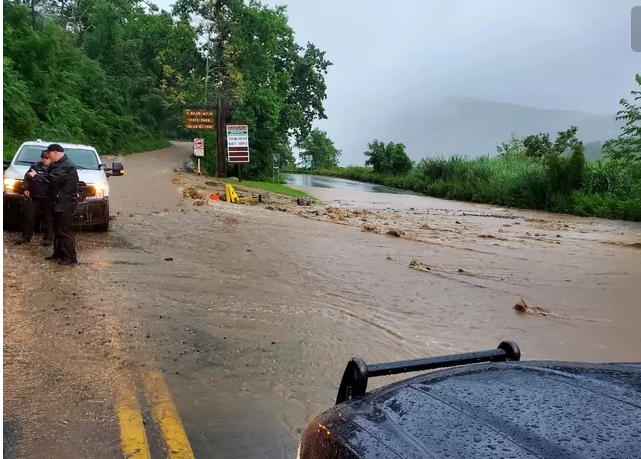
[350,97,621,161]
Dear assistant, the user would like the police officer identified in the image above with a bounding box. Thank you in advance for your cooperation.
[28,144,80,266]
[14,150,53,246]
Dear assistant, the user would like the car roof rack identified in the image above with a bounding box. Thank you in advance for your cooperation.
[335,340,521,405]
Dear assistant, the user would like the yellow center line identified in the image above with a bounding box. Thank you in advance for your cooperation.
[144,369,196,459]
[116,380,151,459]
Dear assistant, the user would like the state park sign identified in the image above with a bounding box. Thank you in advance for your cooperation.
[226,124,250,164]
[184,109,215,130]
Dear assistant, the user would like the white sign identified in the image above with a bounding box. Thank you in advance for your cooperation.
[193,138,204,157]
[226,124,250,163]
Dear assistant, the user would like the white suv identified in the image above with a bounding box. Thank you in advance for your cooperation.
[3,140,124,232]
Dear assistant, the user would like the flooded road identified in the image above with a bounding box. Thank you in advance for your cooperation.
[4,144,641,458]
[284,173,407,194]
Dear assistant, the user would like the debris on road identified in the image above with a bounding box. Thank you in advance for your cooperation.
[513,299,552,317]
[326,206,345,221]
[183,186,204,200]
[386,229,405,237]
[408,259,430,271]
[296,197,313,206]
[360,223,378,233]
[184,156,196,172]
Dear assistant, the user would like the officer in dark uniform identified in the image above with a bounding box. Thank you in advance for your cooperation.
[14,150,53,246]
[28,144,80,266]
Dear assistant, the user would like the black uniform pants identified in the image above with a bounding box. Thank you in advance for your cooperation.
[22,197,53,241]
[52,208,77,262]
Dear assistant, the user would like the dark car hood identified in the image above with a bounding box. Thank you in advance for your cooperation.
[314,361,641,459]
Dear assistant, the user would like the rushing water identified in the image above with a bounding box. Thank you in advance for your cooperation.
[5,147,640,459]
[284,173,407,194]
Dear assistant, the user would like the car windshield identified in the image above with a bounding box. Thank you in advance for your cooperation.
[14,145,100,170]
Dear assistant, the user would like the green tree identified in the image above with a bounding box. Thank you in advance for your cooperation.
[364,140,413,174]
[604,74,641,161]
[172,0,332,179]
[523,133,553,159]
[297,129,341,168]
[274,142,296,169]
[546,127,585,195]
[496,132,525,158]
[522,126,579,160]
[2,0,202,154]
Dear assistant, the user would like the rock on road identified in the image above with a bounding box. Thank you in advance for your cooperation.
[3,142,641,459]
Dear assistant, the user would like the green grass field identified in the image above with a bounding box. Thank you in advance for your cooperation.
[222,179,311,198]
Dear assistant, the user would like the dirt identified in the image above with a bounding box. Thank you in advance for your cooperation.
[386,229,405,237]
[408,259,431,272]
[360,223,378,233]
[4,141,641,459]
[183,186,205,200]
[513,298,553,317]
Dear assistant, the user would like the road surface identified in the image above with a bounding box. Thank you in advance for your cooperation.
[4,142,641,458]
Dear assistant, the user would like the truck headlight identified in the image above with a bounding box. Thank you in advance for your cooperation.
[92,183,109,198]
[3,178,22,193]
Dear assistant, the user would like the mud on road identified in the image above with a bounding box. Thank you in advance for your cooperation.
[4,142,641,458]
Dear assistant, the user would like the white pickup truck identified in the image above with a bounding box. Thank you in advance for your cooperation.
[3,140,124,232]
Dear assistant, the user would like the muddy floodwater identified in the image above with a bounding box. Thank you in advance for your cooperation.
[284,173,408,194]
[4,144,641,459]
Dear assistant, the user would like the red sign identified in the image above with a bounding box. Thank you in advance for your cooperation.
[194,138,204,148]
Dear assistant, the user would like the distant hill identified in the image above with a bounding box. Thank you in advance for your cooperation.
[369,97,622,160]
[583,141,606,160]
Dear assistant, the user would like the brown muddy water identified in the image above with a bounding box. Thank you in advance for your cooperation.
[4,145,641,459]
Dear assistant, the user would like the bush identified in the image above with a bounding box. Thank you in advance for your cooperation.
[308,154,641,221]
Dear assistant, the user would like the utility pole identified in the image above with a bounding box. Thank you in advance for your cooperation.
[217,95,226,177]
[31,0,36,28]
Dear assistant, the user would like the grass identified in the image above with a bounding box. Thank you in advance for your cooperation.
[222,179,311,198]
[304,155,641,222]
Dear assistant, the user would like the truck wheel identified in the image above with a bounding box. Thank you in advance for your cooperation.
[94,220,109,232]
[94,201,110,232]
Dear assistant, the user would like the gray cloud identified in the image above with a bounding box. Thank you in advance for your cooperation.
[157,0,641,163]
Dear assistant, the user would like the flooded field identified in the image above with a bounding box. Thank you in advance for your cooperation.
[4,144,641,459]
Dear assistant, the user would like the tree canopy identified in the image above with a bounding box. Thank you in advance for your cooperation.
[3,0,333,180]
[363,140,413,175]
[604,74,641,162]
[3,0,205,155]
[297,128,341,169]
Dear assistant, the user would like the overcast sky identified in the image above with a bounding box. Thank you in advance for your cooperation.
[158,0,640,163]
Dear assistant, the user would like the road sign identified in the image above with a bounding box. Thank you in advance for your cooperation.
[193,138,204,157]
[226,124,249,163]
[184,109,215,130]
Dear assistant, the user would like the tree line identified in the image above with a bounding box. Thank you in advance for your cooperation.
[306,75,641,222]
[3,0,332,180]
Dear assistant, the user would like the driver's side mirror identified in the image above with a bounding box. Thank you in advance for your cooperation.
[105,162,124,177]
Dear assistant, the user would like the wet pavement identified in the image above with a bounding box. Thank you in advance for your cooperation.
[3,142,641,458]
